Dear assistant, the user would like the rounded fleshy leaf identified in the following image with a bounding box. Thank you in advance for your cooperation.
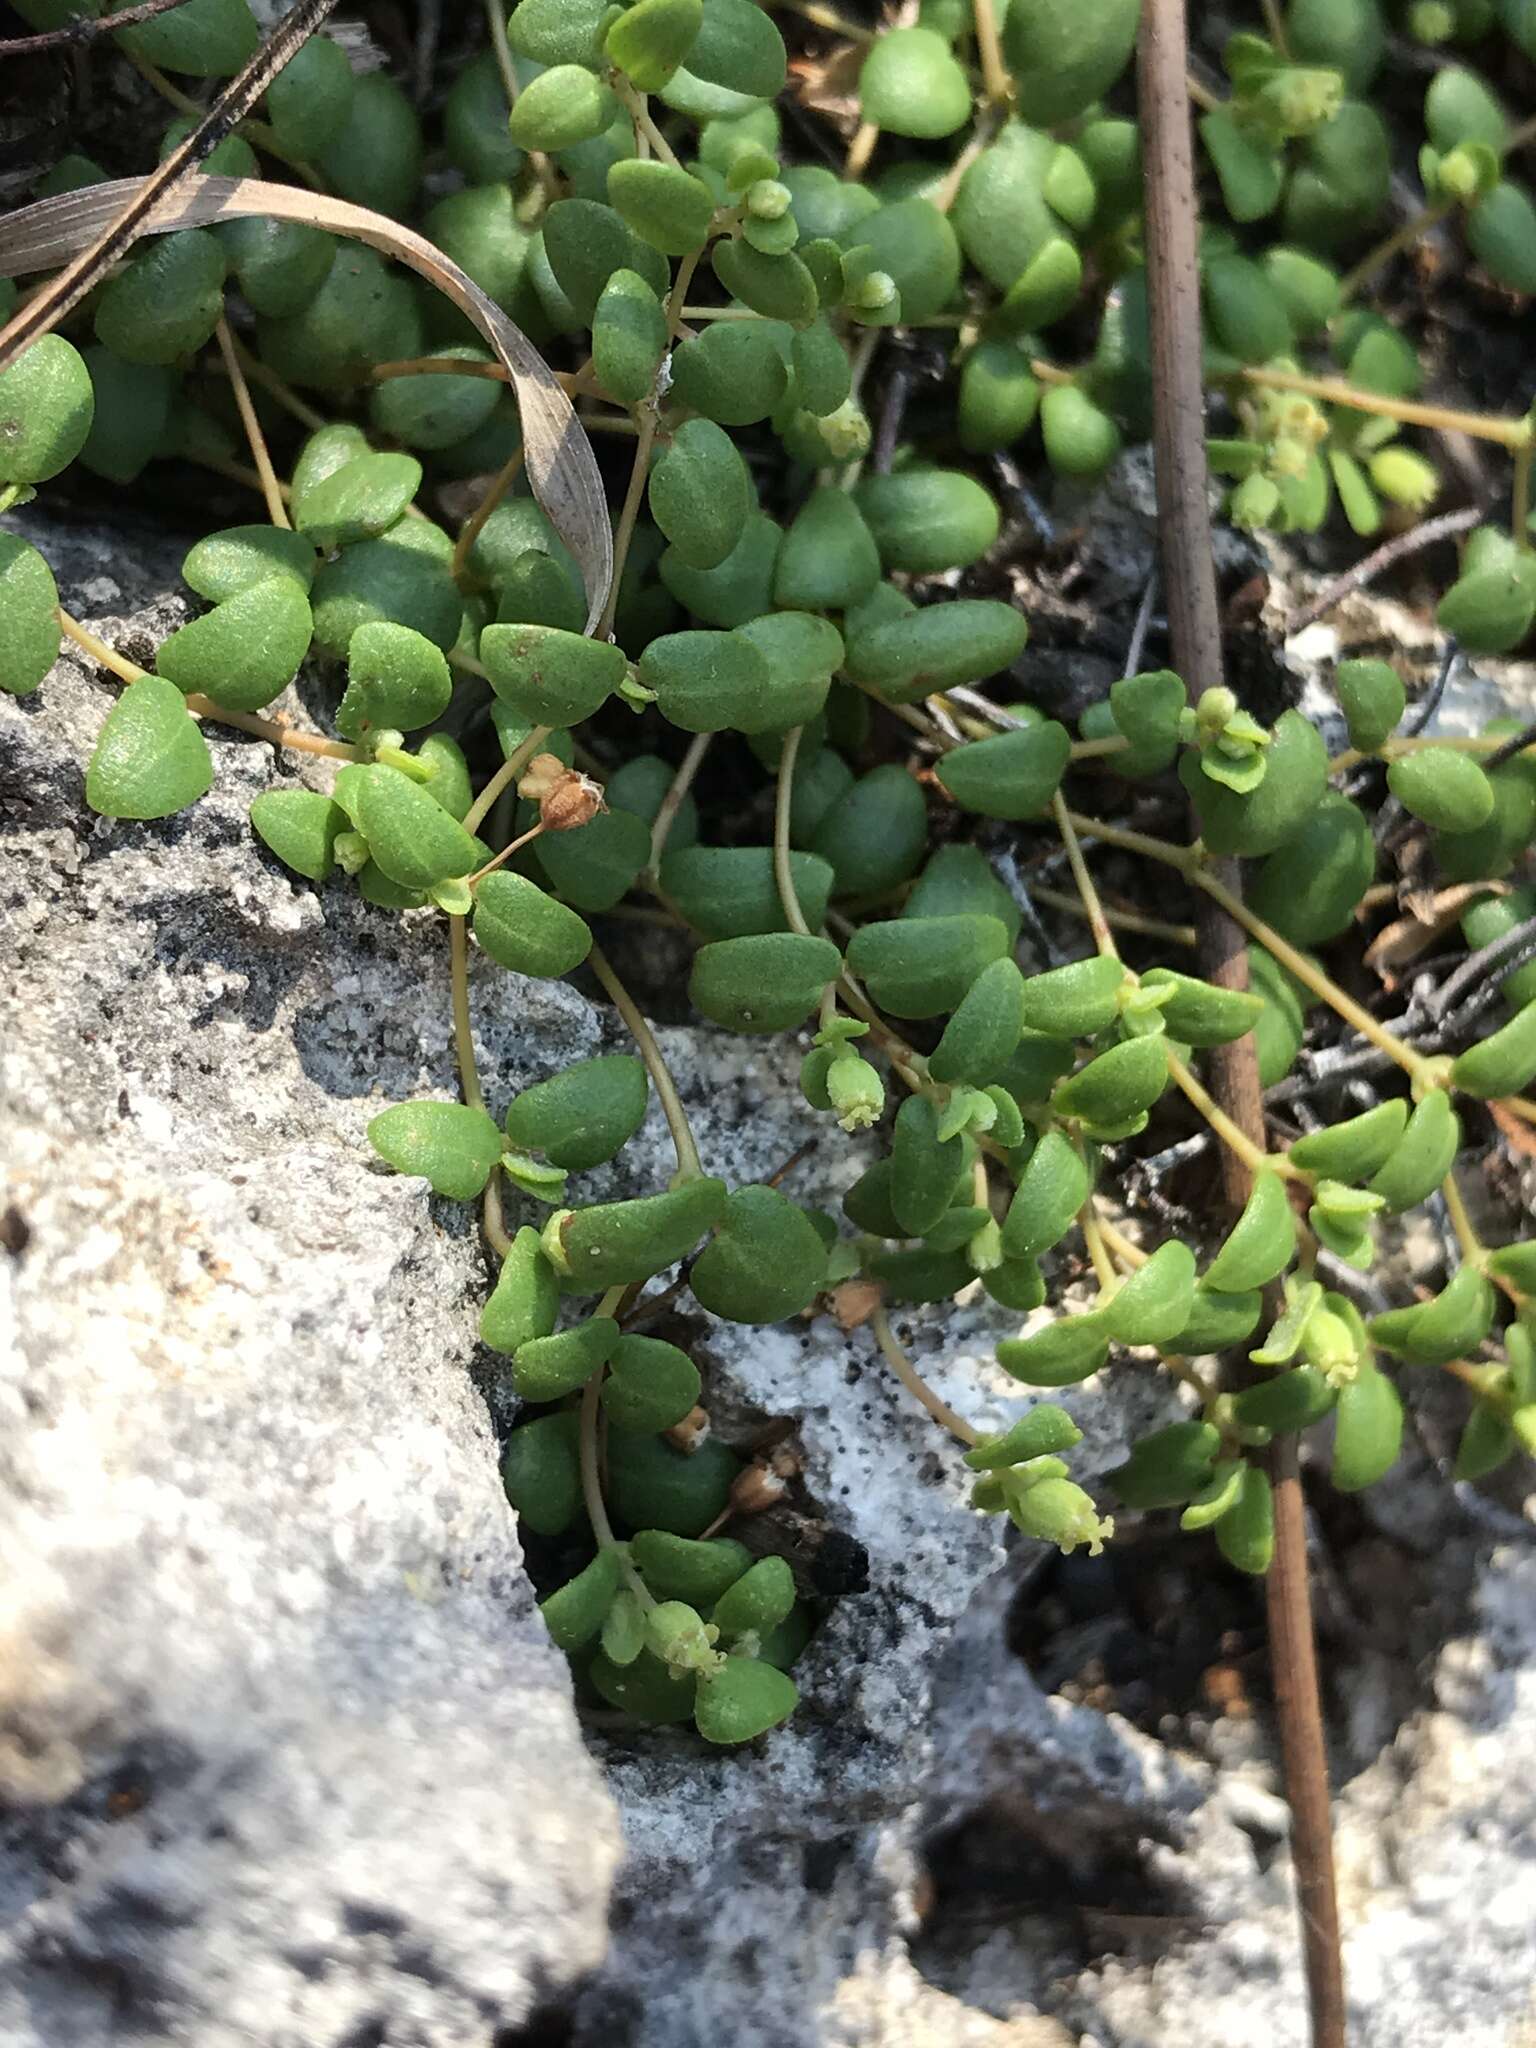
[85,675,214,819]
[367,1099,503,1199]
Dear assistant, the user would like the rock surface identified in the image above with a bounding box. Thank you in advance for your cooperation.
[4,504,1536,2048]
[0,514,620,2047]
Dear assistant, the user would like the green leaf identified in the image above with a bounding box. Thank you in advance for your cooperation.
[265,30,356,157]
[85,674,214,819]
[0,532,61,696]
[514,1315,620,1400]
[1246,791,1375,945]
[1181,707,1328,856]
[1366,1088,1460,1212]
[649,418,754,570]
[479,622,628,724]
[996,1312,1110,1387]
[481,1225,561,1355]
[606,0,703,90]
[1001,1126,1093,1259]
[846,597,1027,703]
[660,844,834,939]
[249,789,345,882]
[1203,1171,1297,1291]
[689,932,841,1032]
[691,1185,827,1321]
[1136,968,1264,1047]
[501,1412,582,1535]
[0,334,94,484]
[473,871,593,979]
[539,1547,623,1652]
[156,576,313,714]
[693,1656,798,1744]
[1214,1463,1274,1573]
[504,1053,649,1170]
[846,914,1009,1020]
[1053,1033,1170,1129]
[659,512,781,629]
[1288,1099,1407,1182]
[93,230,227,366]
[854,467,999,574]
[535,806,652,911]
[336,621,451,740]
[1002,0,1140,125]
[929,957,1028,1086]
[858,25,970,136]
[1039,381,1122,475]
[509,65,618,151]
[548,1177,728,1288]
[1334,657,1404,752]
[1100,1240,1198,1346]
[608,158,716,255]
[1387,746,1497,834]
[112,0,259,74]
[811,763,928,896]
[1330,1360,1403,1491]
[602,1333,703,1432]
[351,764,486,888]
[963,1404,1081,1471]
[1108,1419,1219,1508]
[592,268,669,406]
[367,1099,503,1199]
[293,452,422,550]
[1018,953,1127,1038]
[936,721,1071,820]
[181,524,316,602]
[631,1530,752,1602]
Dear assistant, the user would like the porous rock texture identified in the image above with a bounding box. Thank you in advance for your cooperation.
[3,503,1536,2048]
[0,515,620,2047]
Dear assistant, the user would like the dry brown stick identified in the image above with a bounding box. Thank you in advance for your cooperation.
[0,0,200,53]
[1285,503,1484,637]
[0,0,338,375]
[1138,4,1346,2045]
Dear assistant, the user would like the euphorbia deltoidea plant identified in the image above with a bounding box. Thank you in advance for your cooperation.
[3,0,1536,1785]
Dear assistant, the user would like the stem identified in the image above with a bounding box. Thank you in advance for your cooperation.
[1258,0,1289,54]
[453,444,526,584]
[870,1305,980,1447]
[228,332,325,430]
[1050,793,1118,959]
[1139,7,1344,2043]
[1514,439,1533,551]
[1166,1047,1295,1179]
[1337,200,1455,303]
[613,78,684,170]
[57,611,358,757]
[648,732,710,874]
[1440,1172,1486,1267]
[466,821,545,888]
[1080,1204,1120,1292]
[484,0,521,106]
[933,109,1000,215]
[463,726,552,835]
[449,914,486,1116]
[971,0,1011,105]
[845,120,879,179]
[1241,364,1533,451]
[1094,1208,1150,1270]
[579,1363,656,1607]
[774,726,814,938]
[586,943,704,1181]
[1028,882,1198,948]
[215,318,288,529]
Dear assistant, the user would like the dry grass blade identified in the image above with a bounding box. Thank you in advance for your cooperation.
[0,177,614,630]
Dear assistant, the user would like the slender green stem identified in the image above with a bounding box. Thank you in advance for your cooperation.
[1051,793,1119,959]
[1166,1046,1298,1178]
[57,611,358,758]
[449,915,486,1116]
[579,1364,656,1605]
[971,0,1010,105]
[215,317,288,529]
[1514,439,1533,551]
[774,726,814,938]
[870,1305,980,1446]
[1441,1172,1486,1267]
[1338,200,1455,304]
[467,821,545,889]
[648,731,711,874]
[1080,1204,1120,1292]
[484,0,520,106]
[613,78,684,170]
[587,943,704,1181]
[1241,363,1533,450]
[464,727,552,836]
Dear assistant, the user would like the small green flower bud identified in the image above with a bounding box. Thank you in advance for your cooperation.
[645,1599,722,1675]
[847,269,898,313]
[1229,471,1281,530]
[1004,1472,1114,1556]
[825,1051,885,1132]
[334,830,371,876]
[1367,445,1439,511]
[746,178,792,221]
